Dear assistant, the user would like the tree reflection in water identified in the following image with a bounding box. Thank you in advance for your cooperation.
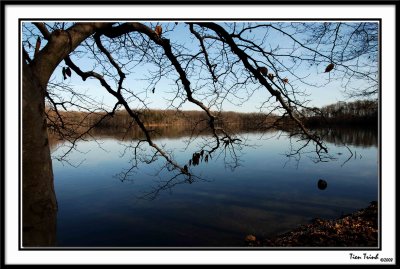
[48,125,377,200]
[49,125,378,151]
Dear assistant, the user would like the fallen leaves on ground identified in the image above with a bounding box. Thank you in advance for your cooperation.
[246,202,377,247]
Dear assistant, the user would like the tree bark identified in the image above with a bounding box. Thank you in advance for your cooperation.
[22,64,57,246]
[21,23,110,246]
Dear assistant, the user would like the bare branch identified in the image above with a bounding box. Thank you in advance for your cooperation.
[196,22,328,153]
[33,22,51,40]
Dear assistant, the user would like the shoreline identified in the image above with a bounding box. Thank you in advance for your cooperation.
[245,201,378,247]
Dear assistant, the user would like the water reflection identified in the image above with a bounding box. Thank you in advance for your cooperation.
[51,127,378,247]
[49,125,378,150]
[316,127,378,147]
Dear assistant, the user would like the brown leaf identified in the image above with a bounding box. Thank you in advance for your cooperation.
[267,73,274,80]
[62,67,67,80]
[34,36,41,57]
[65,67,72,77]
[183,165,188,174]
[155,25,162,37]
[259,67,268,76]
[325,63,334,73]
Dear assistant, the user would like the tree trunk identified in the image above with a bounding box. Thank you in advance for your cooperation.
[21,23,107,247]
[22,64,57,246]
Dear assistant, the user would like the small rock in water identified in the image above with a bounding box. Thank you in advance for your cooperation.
[370,201,378,206]
[245,234,257,242]
[318,179,328,190]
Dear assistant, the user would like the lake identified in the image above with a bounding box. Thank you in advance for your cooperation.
[51,127,378,247]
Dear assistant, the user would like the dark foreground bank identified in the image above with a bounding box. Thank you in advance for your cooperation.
[245,201,378,247]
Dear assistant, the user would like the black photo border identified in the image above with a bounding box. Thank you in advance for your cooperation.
[1,0,397,265]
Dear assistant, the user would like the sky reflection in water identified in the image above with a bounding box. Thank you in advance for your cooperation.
[52,128,378,247]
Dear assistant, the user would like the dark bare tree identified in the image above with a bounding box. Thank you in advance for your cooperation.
[22,21,378,246]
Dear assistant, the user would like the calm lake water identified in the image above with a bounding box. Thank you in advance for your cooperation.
[51,127,378,247]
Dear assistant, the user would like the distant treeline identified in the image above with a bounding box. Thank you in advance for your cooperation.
[301,100,378,128]
[46,109,279,134]
[46,100,378,135]
[94,109,277,130]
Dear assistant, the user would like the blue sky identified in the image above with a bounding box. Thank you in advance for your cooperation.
[24,21,378,113]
